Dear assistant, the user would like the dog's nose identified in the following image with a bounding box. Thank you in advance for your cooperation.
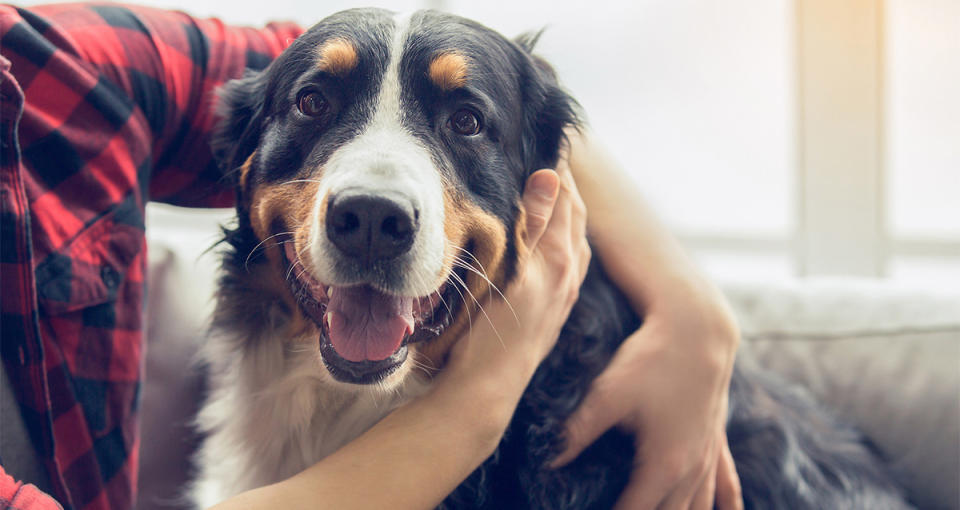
[326,194,418,262]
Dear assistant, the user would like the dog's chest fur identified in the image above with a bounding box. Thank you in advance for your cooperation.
[192,322,430,506]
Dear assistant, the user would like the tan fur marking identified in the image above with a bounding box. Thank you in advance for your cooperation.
[428,53,469,91]
[249,179,320,337]
[416,188,510,367]
[317,38,358,77]
[238,153,255,192]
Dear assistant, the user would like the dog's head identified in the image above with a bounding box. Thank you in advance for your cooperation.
[214,9,578,388]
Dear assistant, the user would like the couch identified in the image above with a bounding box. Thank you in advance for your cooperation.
[139,204,960,510]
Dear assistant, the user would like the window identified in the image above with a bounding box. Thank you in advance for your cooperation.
[25,0,952,285]
[885,0,960,285]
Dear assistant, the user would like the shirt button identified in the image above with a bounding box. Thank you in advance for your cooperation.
[101,266,120,289]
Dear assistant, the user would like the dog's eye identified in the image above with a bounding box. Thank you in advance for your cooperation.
[298,91,329,118]
[448,109,482,136]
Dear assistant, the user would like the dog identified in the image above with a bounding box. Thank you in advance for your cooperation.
[191,8,913,509]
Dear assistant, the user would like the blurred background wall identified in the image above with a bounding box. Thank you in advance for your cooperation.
[23,0,958,286]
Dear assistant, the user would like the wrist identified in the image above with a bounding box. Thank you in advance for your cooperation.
[644,274,740,365]
[435,348,538,443]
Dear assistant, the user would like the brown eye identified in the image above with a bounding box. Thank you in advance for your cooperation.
[298,91,329,118]
[448,109,482,136]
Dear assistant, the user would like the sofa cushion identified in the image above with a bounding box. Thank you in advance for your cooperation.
[723,279,960,510]
[139,204,960,510]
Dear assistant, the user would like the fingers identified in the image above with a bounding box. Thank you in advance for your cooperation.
[522,164,590,308]
[612,454,713,510]
[542,160,590,308]
[689,460,718,510]
[549,375,621,467]
[611,464,666,510]
[521,169,560,249]
[714,439,743,510]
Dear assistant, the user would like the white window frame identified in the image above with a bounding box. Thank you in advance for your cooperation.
[795,0,886,277]
[660,0,959,279]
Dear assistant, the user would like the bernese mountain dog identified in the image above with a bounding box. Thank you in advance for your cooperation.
[191,8,913,509]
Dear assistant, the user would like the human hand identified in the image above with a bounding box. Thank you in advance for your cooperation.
[444,156,591,393]
[551,279,743,510]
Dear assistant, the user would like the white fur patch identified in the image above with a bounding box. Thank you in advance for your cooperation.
[308,13,446,297]
[191,323,431,506]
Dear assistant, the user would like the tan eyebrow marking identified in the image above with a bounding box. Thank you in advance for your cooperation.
[428,52,469,91]
[316,38,358,76]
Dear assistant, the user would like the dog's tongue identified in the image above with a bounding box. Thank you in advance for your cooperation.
[326,286,414,362]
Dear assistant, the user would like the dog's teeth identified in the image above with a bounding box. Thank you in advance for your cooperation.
[324,312,332,330]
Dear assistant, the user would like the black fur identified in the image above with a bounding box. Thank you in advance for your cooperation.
[211,9,913,509]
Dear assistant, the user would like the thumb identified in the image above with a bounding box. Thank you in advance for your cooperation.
[715,437,744,510]
[550,378,623,467]
[522,169,560,249]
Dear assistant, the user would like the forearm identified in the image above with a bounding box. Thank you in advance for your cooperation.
[567,131,698,309]
[558,132,744,510]
[566,131,738,353]
[211,346,535,510]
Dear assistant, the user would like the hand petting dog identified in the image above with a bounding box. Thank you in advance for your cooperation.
[550,131,744,510]
[442,156,591,421]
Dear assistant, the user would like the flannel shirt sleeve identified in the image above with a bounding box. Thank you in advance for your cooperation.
[29,4,302,207]
[0,467,63,510]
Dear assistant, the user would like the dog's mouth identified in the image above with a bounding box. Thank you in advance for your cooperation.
[282,243,460,384]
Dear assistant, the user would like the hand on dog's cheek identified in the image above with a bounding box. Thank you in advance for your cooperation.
[442,161,590,419]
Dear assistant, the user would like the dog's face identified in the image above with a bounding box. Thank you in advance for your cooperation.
[215,9,576,389]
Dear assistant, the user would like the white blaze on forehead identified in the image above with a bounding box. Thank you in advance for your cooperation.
[309,13,446,297]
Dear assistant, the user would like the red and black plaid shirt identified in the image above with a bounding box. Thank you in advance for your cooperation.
[0,5,302,509]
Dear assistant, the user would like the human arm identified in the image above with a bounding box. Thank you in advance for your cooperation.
[553,131,743,510]
[19,3,302,207]
[210,165,590,510]
[0,466,62,510]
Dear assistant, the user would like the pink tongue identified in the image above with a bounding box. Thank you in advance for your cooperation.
[326,286,415,362]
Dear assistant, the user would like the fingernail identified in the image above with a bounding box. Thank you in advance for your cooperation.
[528,172,558,200]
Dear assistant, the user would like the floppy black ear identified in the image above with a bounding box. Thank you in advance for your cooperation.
[212,70,269,181]
[515,31,581,173]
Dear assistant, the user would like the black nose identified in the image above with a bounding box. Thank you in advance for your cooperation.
[326,194,418,263]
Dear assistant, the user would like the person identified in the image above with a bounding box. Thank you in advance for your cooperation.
[0,4,741,510]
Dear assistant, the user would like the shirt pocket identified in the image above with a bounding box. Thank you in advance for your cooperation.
[34,204,146,436]
[35,208,144,315]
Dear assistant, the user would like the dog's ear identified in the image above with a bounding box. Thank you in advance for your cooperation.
[515,31,581,173]
[212,70,269,181]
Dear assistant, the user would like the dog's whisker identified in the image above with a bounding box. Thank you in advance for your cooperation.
[245,231,295,271]
[450,260,518,325]
[454,247,499,302]
[446,267,506,348]
[452,247,506,303]
[449,270,506,351]
[445,253,520,326]
[409,357,435,378]
[285,238,314,281]
[411,355,437,372]
[277,178,324,186]
[418,267,455,329]
[446,272,473,335]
